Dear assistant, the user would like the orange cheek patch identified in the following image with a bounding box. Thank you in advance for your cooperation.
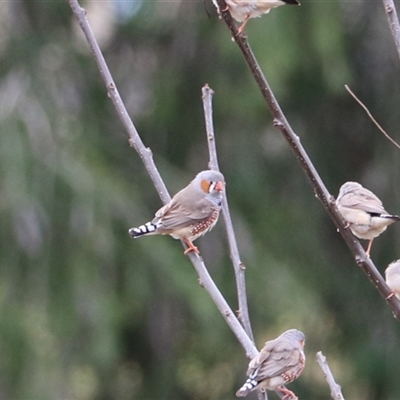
[201,179,211,193]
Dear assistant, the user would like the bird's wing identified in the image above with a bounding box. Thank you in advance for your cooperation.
[153,195,214,231]
[340,189,387,215]
[247,340,301,379]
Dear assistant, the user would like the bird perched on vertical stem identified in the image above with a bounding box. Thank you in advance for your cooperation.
[336,181,400,256]
[385,260,400,300]
[128,170,225,255]
[213,0,300,34]
[236,329,306,399]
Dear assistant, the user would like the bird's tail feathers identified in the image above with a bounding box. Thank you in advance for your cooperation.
[129,222,158,238]
[235,377,259,397]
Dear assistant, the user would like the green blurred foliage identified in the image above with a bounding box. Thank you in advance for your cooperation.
[1,0,400,399]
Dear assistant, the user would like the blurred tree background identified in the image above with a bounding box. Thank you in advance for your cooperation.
[1,0,400,399]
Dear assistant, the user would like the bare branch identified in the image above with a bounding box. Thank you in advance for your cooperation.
[187,252,258,359]
[316,352,346,400]
[67,1,170,204]
[345,84,400,151]
[214,0,400,320]
[382,0,400,61]
[67,0,259,360]
[202,84,254,342]
[202,84,270,400]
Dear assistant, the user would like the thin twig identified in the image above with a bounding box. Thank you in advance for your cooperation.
[345,84,400,150]
[316,352,346,400]
[214,0,400,320]
[202,85,270,400]
[382,0,400,61]
[202,84,254,342]
[186,251,257,359]
[67,0,259,359]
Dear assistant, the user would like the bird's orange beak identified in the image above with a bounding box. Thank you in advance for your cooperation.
[215,181,225,192]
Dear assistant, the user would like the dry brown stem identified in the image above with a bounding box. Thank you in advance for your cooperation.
[345,84,400,151]
[214,0,400,320]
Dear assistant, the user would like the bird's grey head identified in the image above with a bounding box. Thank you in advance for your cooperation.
[338,181,362,200]
[194,170,225,205]
[280,329,306,344]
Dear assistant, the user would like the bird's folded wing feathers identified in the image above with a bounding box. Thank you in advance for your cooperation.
[154,197,215,230]
[340,192,387,214]
[246,339,276,375]
[247,341,300,379]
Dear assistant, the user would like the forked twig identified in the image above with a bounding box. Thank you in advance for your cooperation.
[316,352,346,400]
[345,84,400,151]
[214,0,400,320]
[202,84,254,342]
[67,0,258,359]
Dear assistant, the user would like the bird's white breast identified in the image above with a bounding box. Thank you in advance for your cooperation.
[338,205,395,240]
[386,271,400,300]
[258,375,286,391]
[225,0,285,21]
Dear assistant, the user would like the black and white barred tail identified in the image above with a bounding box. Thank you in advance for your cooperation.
[380,213,400,220]
[129,222,158,238]
[236,376,259,397]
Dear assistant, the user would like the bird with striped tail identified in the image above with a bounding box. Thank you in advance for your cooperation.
[129,170,225,255]
[236,329,305,399]
[336,181,400,256]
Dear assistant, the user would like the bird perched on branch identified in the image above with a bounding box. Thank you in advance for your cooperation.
[213,0,300,34]
[336,181,400,256]
[128,170,225,255]
[385,260,400,300]
[236,329,306,399]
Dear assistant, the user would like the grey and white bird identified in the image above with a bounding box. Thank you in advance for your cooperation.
[385,260,400,300]
[236,329,306,399]
[213,0,300,34]
[336,181,400,256]
[128,170,225,255]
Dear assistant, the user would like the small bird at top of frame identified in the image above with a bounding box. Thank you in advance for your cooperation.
[336,181,400,257]
[236,329,306,399]
[213,0,300,34]
[385,259,400,300]
[128,170,225,255]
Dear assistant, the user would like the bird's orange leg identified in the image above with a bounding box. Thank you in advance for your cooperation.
[365,239,373,257]
[386,292,395,300]
[237,15,251,34]
[183,238,200,255]
[278,386,298,400]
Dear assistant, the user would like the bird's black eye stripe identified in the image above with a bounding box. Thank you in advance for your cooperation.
[209,181,216,192]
